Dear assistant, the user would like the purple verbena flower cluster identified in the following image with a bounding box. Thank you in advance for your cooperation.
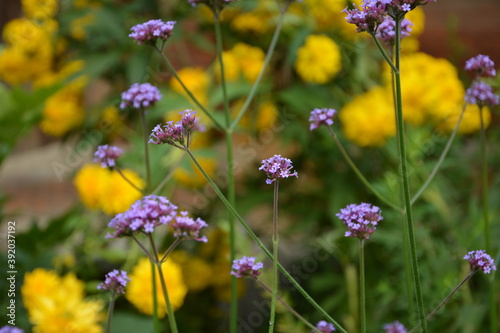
[168,211,208,243]
[336,203,383,240]
[314,320,336,333]
[120,83,162,110]
[309,108,336,131]
[230,256,264,278]
[149,109,202,148]
[465,54,496,78]
[97,269,130,294]
[94,145,123,168]
[464,250,497,274]
[376,17,413,46]
[259,155,298,185]
[0,326,24,333]
[465,81,499,106]
[106,195,178,239]
[129,19,176,46]
[383,321,407,333]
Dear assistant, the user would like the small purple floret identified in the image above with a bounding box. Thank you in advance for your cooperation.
[120,83,162,110]
[376,17,413,46]
[383,321,407,333]
[465,54,496,78]
[97,269,130,294]
[336,203,383,240]
[168,211,208,243]
[259,154,298,185]
[464,250,497,274]
[465,81,499,106]
[231,256,264,278]
[129,19,176,46]
[94,145,123,168]
[309,108,337,131]
[314,320,336,333]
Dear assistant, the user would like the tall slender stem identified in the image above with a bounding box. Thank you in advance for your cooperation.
[411,102,467,204]
[151,154,185,195]
[151,261,160,333]
[185,148,348,333]
[392,18,427,332]
[153,45,224,131]
[114,166,144,193]
[140,109,151,193]
[156,262,179,333]
[359,239,366,333]
[326,126,400,211]
[408,270,477,333]
[230,6,287,130]
[269,181,279,333]
[104,296,116,333]
[214,16,238,333]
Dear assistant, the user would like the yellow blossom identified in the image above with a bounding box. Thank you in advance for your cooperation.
[215,51,241,82]
[230,1,274,35]
[3,17,57,52]
[437,104,491,134]
[22,0,58,20]
[74,164,110,210]
[231,43,266,83]
[22,268,104,333]
[39,88,85,136]
[126,257,188,317]
[170,67,210,107]
[294,34,342,84]
[0,47,34,85]
[170,251,213,292]
[340,86,396,147]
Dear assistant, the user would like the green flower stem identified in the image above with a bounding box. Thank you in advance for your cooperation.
[408,270,477,333]
[326,126,400,211]
[140,109,152,193]
[214,16,238,333]
[229,6,287,130]
[255,279,323,333]
[185,148,348,333]
[151,261,160,333]
[151,154,185,195]
[269,181,280,333]
[113,166,144,194]
[156,261,179,333]
[153,45,224,131]
[411,102,467,205]
[392,18,427,333]
[370,32,398,74]
[479,104,496,333]
[104,295,116,333]
[359,239,366,333]
[159,237,182,263]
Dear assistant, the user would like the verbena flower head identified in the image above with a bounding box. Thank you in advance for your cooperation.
[149,122,185,147]
[383,321,407,333]
[120,83,162,110]
[97,269,130,294]
[314,320,336,333]
[259,154,298,185]
[309,108,337,131]
[464,250,497,274]
[129,19,175,46]
[386,0,436,17]
[106,195,178,239]
[94,145,123,168]
[344,0,389,34]
[168,211,208,243]
[465,81,499,106]
[231,256,264,278]
[465,54,496,78]
[336,203,383,240]
[376,17,413,46]
[0,326,24,333]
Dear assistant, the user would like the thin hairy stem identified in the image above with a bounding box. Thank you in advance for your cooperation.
[185,148,348,333]
[156,262,179,333]
[359,239,366,333]
[104,296,116,333]
[159,238,182,263]
[140,109,152,192]
[269,181,280,333]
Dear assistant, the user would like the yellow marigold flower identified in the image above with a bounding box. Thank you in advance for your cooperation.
[100,168,144,215]
[22,0,58,20]
[74,164,110,210]
[170,251,213,292]
[437,104,491,134]
[406,7,425,37]
[230,1,274,35]
[170,67,210,107]
[215,51,241,82]
[294,34,342,84]
[340,86,396,147]
[173,155,217,188]
[126,257,188,318]
[39,89,85,137]
[0,47,33,85]
[22,269,104,333]
[231,43,266,83]
[3,18,57,52]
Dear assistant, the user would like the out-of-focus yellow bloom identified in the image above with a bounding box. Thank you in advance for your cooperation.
[100,105,124,137]
[340,86,396,147]
[231,43,266,83]
[74,164,144,214]
[217,51,240,82]
[406,7,425,37]
[22,268,104,333]
[0,47,34,85]
[3,17,57,52]
[170,67,210,107]
[22,0,58,20]
[39,87,85,136]
[437,104,491,134]
[294,34,342,84]
[126,257,188,318]
[232,99,278,130]
[173,155,217,188]
[230,2,274,35]
[170,251,213,292]
[70,13,95,40]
